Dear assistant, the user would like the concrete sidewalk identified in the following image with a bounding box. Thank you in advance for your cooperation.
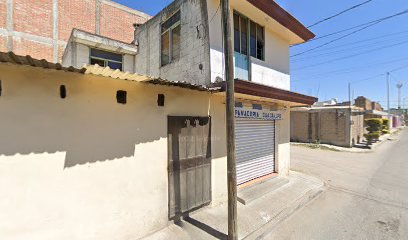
[291,129,403,153]
[142,171,324,240]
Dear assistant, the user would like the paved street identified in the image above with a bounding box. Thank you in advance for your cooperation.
[266,129,408,240]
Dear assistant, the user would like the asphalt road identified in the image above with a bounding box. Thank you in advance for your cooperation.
[266,129,408,240]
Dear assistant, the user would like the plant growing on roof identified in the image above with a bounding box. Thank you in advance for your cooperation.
[364,118,382,145]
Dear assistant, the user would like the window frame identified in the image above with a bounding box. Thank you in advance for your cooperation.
[233,11,265,61]
[160,10,181,67]
[89,48,123,71]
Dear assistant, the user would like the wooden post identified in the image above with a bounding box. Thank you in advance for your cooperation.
[220,0,238,239]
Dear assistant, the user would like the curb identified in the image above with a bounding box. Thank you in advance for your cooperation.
[243,180,326,240]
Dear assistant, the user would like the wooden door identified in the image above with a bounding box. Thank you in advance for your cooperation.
[168,116,211,219]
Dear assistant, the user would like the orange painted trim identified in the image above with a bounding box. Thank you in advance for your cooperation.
[238,173,279,189]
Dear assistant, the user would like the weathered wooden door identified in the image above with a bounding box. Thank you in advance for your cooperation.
[168,116,211,219]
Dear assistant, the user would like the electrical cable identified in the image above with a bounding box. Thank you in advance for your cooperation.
[292,39,408,70]
[307,0,373,28]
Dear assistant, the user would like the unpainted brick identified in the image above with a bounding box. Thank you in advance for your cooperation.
[0,1,6,28]
[58,0,96,41]
[100,2,147,43]
[0,37,7,52]
[14,0,53,38]
[13,38,53,60]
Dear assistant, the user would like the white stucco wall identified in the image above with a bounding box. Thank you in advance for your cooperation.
[275,108,291,176]
[0,63,291,239]
[0,63,215,240]
[207,0,291,90]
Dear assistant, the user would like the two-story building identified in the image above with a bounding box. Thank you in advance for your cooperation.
[62,0,316,187]
[0,1,316,239]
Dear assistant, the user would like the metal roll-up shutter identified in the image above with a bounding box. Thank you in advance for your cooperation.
[235,118,275,185]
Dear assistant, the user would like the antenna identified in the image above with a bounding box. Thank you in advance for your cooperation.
[397,82,403,109]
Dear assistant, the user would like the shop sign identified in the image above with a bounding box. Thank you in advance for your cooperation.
[235,108,283,120]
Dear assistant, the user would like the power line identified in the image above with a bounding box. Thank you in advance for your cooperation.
[304,29,408,53]
[307,0,373,28]
[292,21,382,57]
[305,10,408,43]
[292,10,408,56]
[293,39,408,70]
[292,34,408,62]
[292,56,408,78]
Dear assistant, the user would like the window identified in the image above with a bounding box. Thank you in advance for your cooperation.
[161,10,181,66]
[233,12,265,61]
[252,104,262,110]
[90,49,123,70]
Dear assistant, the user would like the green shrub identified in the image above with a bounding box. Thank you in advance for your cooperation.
[364,132,381,145]
[382,129,390,135]
[365,118,383,145]
[365,118,382,132]
[382,119,390,133]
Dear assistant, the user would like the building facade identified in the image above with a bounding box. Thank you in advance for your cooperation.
[291,106,365,148]
[0,0,317,239]
[0,0,149,62]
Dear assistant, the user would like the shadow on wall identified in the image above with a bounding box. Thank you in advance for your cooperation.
[0,68,167,168]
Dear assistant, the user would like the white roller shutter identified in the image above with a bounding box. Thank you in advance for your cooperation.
[235,118,276,185]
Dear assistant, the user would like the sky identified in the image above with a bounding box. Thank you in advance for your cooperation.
[113,0,408,109]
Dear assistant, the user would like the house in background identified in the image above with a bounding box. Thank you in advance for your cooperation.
[291,106,365,148]
[355,96,398,130]
[0,0,317,239]
[0,0,149,62]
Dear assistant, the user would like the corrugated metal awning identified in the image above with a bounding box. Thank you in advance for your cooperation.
[0,51,220,92]
[84,64,152,82]
[0,51,86,73]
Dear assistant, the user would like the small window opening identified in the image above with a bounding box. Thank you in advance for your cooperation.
[252,104,262,110]
[157,94,165,106]
[235,102,243,108]
[116,90,127,104]
[90,49,123,70]
[60,85,66,99]
[0,80,2,96]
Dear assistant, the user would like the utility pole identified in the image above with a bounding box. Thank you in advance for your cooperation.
[220,0,238,239]
[387,72,390,114]
[397,82,403,109]
[348,82,351,107]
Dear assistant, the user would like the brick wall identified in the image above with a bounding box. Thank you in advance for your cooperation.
[351,111,365,144]
[318,110,348,147]
[290,111,310,143]
[13,38,53,60]
[0,1,6,29]
[0,0,7,52]
[355,96,372,110]
[100,2,145,43]
[291,108,355,147]
[59,0,97,41]
[0,37,6,52]
[371,102,383,111]
[0,0,149,63]
[14,0,53,38]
